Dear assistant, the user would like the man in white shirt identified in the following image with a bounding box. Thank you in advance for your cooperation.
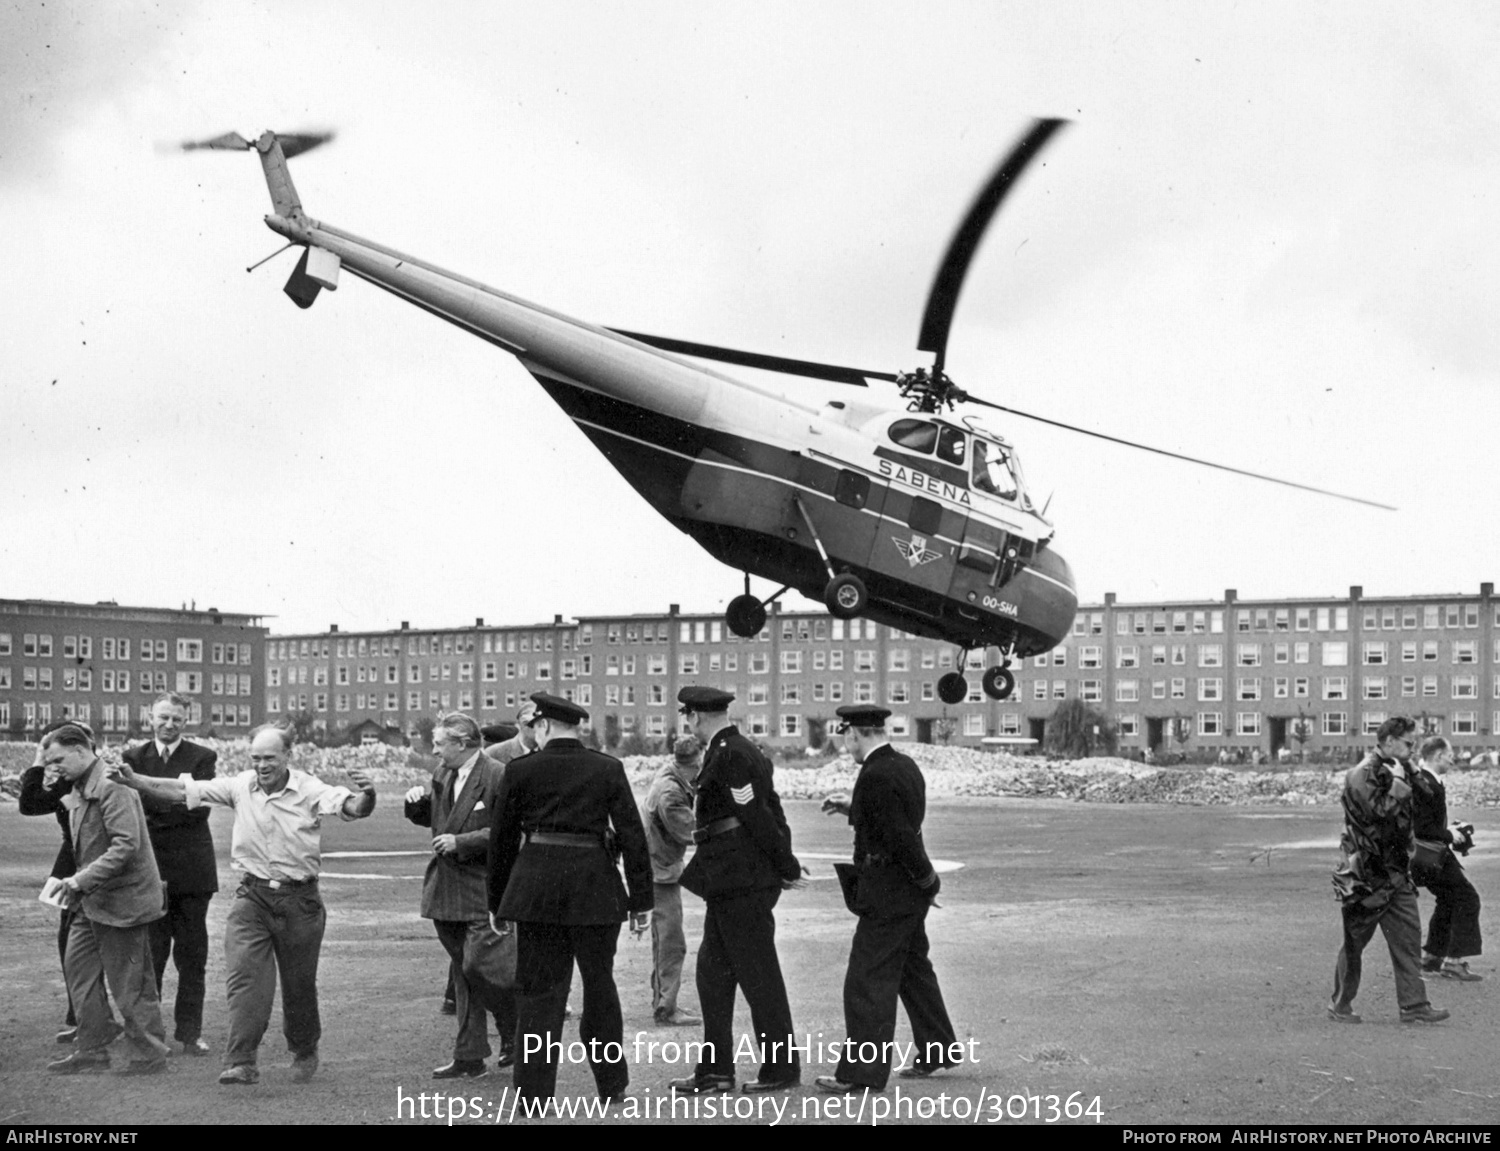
[111,723,375,1084]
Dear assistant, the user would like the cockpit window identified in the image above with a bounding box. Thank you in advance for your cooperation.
[937,426,967,465]
[888,419,937,454]
[972,439,1019,501]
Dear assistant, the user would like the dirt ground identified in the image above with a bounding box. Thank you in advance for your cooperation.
[1,793,1494,1127]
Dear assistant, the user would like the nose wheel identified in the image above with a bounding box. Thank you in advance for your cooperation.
[982,664,1016,700]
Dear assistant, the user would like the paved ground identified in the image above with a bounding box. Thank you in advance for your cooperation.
[1,794,1493,1126]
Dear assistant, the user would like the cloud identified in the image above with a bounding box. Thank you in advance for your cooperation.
[0,0,194,184]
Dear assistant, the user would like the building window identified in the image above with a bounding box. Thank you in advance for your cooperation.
[1273,677,1289,699]
[1363,677,1387,700]
[1237,644,1261,667]
[1323,642,1348,667]
[1453,675,1478,699]
[1199,645,1223,668]
[1322,712,1347,736]
[780,714,802,738]
[1117,646,1139,669]
[1452,712,1478,736]
[1198,713,1222,736]
[1080,680,1102,702]
[1152,680,1167,700]
[1323,676,1348,701]
[780,651,802,674]
[1116,680,1139,703]
[1363,642,1388,665]
[1236,712,1261,736]
[1170,678,1186,699]
[1198,678,1223,702]
[1453,641,1477,664]
[1238,678,1261,702]
[1078,646,1102,669]
[176,639,203,663]
[781,683,801,704]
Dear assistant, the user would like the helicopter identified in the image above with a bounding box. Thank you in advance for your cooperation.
[188,121,1388,707]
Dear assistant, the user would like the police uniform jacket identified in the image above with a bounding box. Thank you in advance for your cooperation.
[845,743,936,916]
[487,738,652,925]
[405,751,505,922]
[680,725,800,898]
[123,740,220,895]
[67,758,165,928]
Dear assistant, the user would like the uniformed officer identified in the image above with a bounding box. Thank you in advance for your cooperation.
[815,704,958,1094]
[671,686,803,1095]
[486,693,652,1103]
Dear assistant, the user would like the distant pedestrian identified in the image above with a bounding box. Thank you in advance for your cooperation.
[1411,736,1482,982]
[1329,716,1448,1025]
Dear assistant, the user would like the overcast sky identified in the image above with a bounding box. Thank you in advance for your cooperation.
[3,1,1497,636]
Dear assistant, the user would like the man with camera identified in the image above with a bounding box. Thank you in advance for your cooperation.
[1411,736,1483,982]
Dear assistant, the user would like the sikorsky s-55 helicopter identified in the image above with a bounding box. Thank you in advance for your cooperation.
[188,121,1388,706]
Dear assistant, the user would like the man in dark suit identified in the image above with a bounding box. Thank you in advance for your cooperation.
[122,692,219,1056]
[405,712,517,1078]
[815,705,958,1095]
[671,686,803,1096]
[487,693,652,1103]
[41,724,171,1075]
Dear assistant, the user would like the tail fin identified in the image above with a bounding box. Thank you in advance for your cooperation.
[179,128,333,218]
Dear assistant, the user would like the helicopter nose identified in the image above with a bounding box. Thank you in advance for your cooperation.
[1028,545,1078,649]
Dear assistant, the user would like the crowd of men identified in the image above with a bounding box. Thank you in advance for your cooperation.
[21,686,957,1102]
[22,693,1485,1098]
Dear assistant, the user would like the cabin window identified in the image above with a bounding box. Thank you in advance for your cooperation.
[835,469,869,509]
[907,497,942,535]
[936,426,967,465]
[888,419,937,453]
[972,439,1018,500]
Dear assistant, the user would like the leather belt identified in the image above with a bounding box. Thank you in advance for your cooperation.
[241,872,317,889]
[526,831,601,849]
[693,816,743,845]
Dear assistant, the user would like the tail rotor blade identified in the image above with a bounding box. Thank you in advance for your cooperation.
[917,118,1068,373]
[181,131,254,152]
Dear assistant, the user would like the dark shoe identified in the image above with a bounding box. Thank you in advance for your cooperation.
[48,1051,109,1075]
[219,1063,260,1085]
[814,1075,865,1095]
[1440,960,1483,982]
[495,1046,515,1070]
[115,1059,168,1077]
[433,1059,488,1079]
[1326,1004,1362,1025]
[55,1027,79,1045]
[743,1076,800,1094]
[183,1037,212,1057]
[291,1051,320,1083]
[655,1008,703,1027]
[669,1074,735,1094]
[440,997,457,1016]
[897,1059,959,1078]
[1421,954,1443,973]
[1400,1005,1451,1024]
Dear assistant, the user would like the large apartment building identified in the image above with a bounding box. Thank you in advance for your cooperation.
[0,598,268,739]
[263,582,1500,756]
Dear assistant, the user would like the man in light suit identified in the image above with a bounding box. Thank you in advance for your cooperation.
[123,692,219,1055]
[406,713,517,1077]
[41,724,171,1076]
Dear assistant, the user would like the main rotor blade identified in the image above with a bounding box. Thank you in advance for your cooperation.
[962,395,1396,510]
[917,118,1069,373]
[610,329,897,386]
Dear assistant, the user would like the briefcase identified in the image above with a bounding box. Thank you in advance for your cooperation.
[833,862,860,915]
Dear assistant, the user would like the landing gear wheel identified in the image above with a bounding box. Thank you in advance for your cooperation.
[725,594,767,638]
[937,672,969,705]
[982,666,1016,701]
[823,573,868,620]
